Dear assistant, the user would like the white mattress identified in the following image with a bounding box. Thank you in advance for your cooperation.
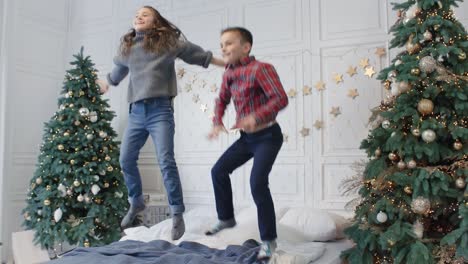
[316,239,354,264]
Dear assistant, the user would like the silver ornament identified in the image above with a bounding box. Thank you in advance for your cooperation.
[79,107,90,116]
[411,197,431,214]
[54,208,63,222]
[387,70,397,80]
[419,56,437,73]
[382,120,391,129]
[73,180,81,187]
[99,131,107,138]
[394,59,402,66]
[376,211,388,223]
[89,111,98,123]
[421,129,436,143]
[391,82,401,96]
[91,184,101,195]
[423,30,432,41]
[77,194,84,202]
[86,134,94,140]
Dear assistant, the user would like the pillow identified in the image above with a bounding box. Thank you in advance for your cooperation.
[279,207,337,241]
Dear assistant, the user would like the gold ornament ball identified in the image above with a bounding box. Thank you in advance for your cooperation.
[73,180,80,187]
[412,128,421,137]
[84,241,90,247]
[70,159,75,165]
[453,141,463,150]
[105,156,111,161]
[74,120,81,126]
[46,185,51,191]
[388,152,398,161]
[107,166,114,172]
[411,68,420,75]
[35,177,43,185]
[406,41,421,54]
[417,99,434,115]
[79,90,85,96]
[404,186,412,194]
[458,52,466,60]
[433,24,440,31]
[44,199,51,206]
[455,178,466,189]
[104,182,110,188]
[374,148,382,157]
[64,132,70,137]
[397,160,406,169]
[68,91,73,97]
[58,144,64,151]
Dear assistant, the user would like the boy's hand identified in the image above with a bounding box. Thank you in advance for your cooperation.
[207,125,227,140]
[236,115,257,133]
[96,79,109,94]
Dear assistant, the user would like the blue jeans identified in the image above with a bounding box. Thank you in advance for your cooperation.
[120,97,184,215]
[211,123,283,241]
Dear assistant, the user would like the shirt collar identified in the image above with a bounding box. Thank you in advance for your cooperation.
[228,56,255,69]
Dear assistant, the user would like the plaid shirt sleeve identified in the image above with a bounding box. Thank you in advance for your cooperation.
[212,72,231,126]
[253,64,288,124]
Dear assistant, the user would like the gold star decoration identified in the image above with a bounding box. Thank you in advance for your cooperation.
[375,47,386,57]
[192,94,200,103]
[313,120,324,130]
[210,84,218,93]
[200,104,208,112]
[347,88,359,99]
[283,133,289,142]
[346,66,357,77]
[303,85,312,95]
[330,106,342,117]
[364,66,376,78]
[333,73,343,84]
[300,127,310,137]
[314,81,326,91]
[359,58,370,69]
[287,88,297,98]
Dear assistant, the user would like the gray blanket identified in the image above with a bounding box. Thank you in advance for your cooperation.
[46,239,263,264]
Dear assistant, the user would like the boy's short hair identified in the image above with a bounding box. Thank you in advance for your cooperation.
[221,27,253,46]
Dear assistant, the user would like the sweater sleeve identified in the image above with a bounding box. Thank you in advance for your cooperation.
[176,40,213,68]
[107,55,129,86]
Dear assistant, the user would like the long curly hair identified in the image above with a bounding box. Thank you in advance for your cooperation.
[119,6,185,56]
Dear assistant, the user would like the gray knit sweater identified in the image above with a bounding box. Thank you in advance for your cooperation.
[107,32,213,103]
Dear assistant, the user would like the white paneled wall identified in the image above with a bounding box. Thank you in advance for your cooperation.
[67,0,393,210]
[1,0,69,261]
[1,0,467,262]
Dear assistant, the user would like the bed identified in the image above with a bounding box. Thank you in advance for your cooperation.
[47,206,354,264]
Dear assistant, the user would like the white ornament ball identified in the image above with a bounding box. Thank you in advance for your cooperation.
[66,189,73,196]
[37,210,42,216]
[376,211,388,223]
[77,194,84,202]
[419,56,437,73]
[54,208,63,222]
[93,175,100,182]
[99,170,106,176]
[35,177,43,185]
[115,191,124,198]
[407,160,417,169]
[394,59,402,66]
[89,111,98,123]
[79,107,90,116]
[391,82,401,96]
[412,128,421,137]
[421,129,436,143]
[455,177,466,189]
[91,184,101,195]
[84,194,91,204]
[86,134,94,140]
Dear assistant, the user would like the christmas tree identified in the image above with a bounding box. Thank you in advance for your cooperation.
[22,48,129,250]
[341,0,467,263]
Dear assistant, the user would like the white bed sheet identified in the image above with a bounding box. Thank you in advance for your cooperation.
[121,207,353,264]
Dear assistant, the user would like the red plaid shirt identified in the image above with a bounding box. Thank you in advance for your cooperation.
[213,56,288,128]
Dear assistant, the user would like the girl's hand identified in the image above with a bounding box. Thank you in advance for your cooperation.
[96,79,109,94]
[207,125,227,140]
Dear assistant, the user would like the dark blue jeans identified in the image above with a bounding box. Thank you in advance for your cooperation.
[211,123,283,241]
